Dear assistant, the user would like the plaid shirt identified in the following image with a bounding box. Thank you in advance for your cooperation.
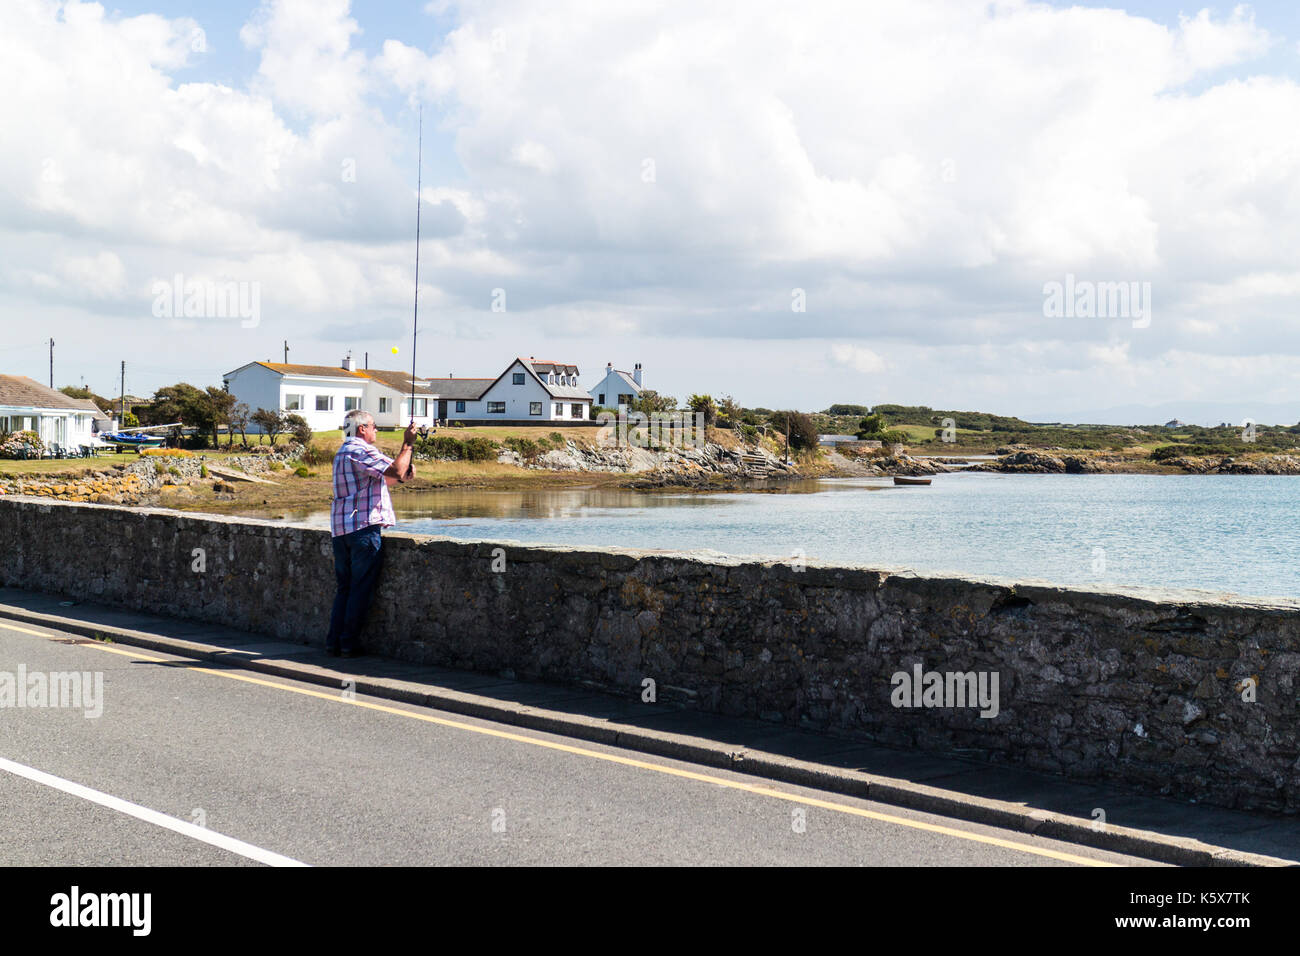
[330,437,396,537]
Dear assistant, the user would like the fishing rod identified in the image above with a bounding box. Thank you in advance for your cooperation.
[410,103,422,432]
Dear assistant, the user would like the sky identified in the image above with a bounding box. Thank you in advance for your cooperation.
[4,0,1300,424]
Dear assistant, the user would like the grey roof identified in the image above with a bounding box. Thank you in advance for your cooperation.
[529,360,579,376]
[594,369,640,393]
[359,369,439,397]
[525,359,589,399]
[0,376,99,412]
[546,385,593,400]
[421,378,495,401]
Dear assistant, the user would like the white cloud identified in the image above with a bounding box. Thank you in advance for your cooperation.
[828,344,887,374]
[240,0,368,118]
[4,0,1300,414]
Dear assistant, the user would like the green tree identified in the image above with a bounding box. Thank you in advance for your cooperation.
[856,413,885,438]
[632,389,677,414]
[59,386,114,413]
[230,402,251,446]
[283,413,313,446]
[716,394,742,426]
[250,408,284,445]
[687,394,717,426]
[772,410,819,452]
[205,386,236,448]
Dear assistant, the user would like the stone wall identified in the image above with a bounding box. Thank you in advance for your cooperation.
[1,496,1297,812]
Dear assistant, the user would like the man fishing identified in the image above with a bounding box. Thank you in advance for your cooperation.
[325,410,419,657]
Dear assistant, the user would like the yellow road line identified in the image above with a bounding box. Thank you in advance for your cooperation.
[3,621,1116,866]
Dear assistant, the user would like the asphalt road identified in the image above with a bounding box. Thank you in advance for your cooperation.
[0,621,1161,867]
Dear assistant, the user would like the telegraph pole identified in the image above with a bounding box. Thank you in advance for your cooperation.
[283,340,289,364]
[120,361,125,424]
[48,339,54,388]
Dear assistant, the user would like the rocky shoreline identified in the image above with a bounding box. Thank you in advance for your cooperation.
[0,446,303,505]
[491,439,800,489]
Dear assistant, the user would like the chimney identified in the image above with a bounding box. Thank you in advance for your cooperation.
[633,362,643,387]
[606,362,613,373]
[342,352,355,372]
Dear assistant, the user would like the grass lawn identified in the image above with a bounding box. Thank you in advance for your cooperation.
[0,453,138,475]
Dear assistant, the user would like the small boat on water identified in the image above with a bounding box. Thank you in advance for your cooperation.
[893,476,931,486]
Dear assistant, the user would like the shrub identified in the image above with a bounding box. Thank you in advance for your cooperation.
[0,431,45,459]
[687,394,718,427]
[549,431,564,443]
[199,464,209,477]
[503,436,541,459]
[294,465,313,478]
[1150,443,1236,461]
[770,411,819,451]
[268,461,284,471]
[167,465,182,476]
[283,413,313,446]
[463,437,497,461]
[418,435,466,459]
[154,460,166,475]
[141,447,192,457]
[300,442,333,466]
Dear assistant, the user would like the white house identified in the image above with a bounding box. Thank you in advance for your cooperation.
[588,362,643,410]
[222,356,439,432]
[0,375,101,451]
[424,357,593,423]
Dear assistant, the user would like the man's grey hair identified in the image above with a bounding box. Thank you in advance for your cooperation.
[342,409,374,438]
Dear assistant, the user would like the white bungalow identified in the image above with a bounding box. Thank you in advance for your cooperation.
[588,362,643,410]
[222,356,438,433]
[0,375,102,452]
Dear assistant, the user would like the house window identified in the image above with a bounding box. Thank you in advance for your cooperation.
[344,396,359,411]
[412,398,428,417]
[598,393,605,405]
[571,403,584,418]
[488,401,506,414]
[529,402,542,416]
[455,401,466,413]
[553,404,563,417]
[284,394,303,410]
[316,395,333,412]
[512,372,525,385]
[617,393,634,405]
[379,397,388,413]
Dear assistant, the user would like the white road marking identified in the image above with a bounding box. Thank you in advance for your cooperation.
[0,755,308,867]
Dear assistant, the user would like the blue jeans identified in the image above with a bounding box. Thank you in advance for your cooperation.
[327,524,384,653]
